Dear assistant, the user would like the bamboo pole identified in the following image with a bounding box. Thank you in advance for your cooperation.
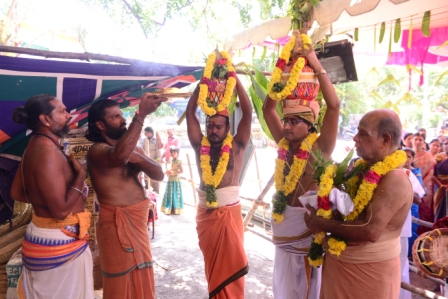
[409,264,445,286]
[186,154,198,207]
[254,150,262,192]
[243,175,274,229]
[143,138,151,190]
[401,282,446,299]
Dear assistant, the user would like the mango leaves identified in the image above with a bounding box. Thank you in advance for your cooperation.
[240,63,275,140]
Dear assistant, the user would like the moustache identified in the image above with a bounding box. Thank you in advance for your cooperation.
[210,134,219,138]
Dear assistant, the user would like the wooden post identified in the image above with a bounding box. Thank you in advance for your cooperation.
[243,175,274,229]
[143,138,151,190]
[254,150,262,193]
[401,282,447,299]
[186,153,198,207]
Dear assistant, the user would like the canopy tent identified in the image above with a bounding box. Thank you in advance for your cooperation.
[0,54,202,157]
[224,0,448,56]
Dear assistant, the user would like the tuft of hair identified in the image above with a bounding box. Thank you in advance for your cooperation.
[12,94,56,131]
[85,100,119,142]
[377,117,402,149]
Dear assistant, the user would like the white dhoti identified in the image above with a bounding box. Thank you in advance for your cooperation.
[19,222,94,299]
[271,206,321,299]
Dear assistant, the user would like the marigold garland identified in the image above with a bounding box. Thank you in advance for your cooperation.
[272,133,319,224]
[198,51,236,116]
[200,133,233,208]
[267,34,311,101]
[307,150,407,267]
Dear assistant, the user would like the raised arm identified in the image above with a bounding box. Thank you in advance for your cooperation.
[234,76,253,148]
[186,86,203,147]
[262,95,284,144]
[306,51,340,157]
[89,94,167,168]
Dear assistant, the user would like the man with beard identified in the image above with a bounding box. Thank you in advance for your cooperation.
[262,47,340,298]
[10,94,94,299]
[186,76,252,299]
[85,95,165,299]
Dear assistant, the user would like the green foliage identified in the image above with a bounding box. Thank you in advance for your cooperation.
[289,0,323,30]
[81,0,286,40]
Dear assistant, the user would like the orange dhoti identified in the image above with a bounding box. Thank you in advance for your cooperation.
[320,237,401,299]
[97,200,155,299]
[196,187,249,299]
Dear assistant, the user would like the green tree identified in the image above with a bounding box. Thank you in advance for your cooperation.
[80,0,287,40]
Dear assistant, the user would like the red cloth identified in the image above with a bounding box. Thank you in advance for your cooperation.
[196,204,248,299]
[97,200,155,299]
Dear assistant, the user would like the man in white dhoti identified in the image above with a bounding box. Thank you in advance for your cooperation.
[10,94,94,299]
[262,33,340,299]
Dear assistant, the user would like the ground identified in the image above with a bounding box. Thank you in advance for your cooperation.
[151,197,274,298]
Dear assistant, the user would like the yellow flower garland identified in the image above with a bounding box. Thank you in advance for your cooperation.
[272,133,319,223]
[345,150,406,221]
[267,34,311,101]
[198,51,236,116]
[200,133,233,207]
[308,150,407,267]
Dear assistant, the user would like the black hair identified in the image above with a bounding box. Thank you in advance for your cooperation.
[413,132,425,138]
[403,132,413,141]
[12,94,56,131]
[430,138,440,145]
[85,100,119,142]
[169,146,180,153]
[377,117,402,148]
[144,126,154,134]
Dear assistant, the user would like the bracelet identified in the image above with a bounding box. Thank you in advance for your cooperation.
[70,186,84,196]
[315,69,327,76]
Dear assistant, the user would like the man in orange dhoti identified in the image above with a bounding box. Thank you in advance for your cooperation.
[304,109,413,299]
[86,96,166,299]
[186,75,252,298]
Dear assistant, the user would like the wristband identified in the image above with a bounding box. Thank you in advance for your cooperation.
[133,112,145,126]
[315,69,327,76]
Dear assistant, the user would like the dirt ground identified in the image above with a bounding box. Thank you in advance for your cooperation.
[150,197,274,299]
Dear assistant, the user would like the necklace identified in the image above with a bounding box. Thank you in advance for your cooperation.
[200,133,233,208]
[34,133,63,151]
[272,133,319,224]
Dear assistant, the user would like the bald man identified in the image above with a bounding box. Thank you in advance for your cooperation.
[304,109,413,299]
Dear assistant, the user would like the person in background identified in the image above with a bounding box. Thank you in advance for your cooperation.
[401,147,425,299]
[403,132,413,149]
[161,128,179,163]
[10,94,94,299]
[413,132,436,235]
[418,128,430,151]
[161,146,184,215]
[142,126,163,194]
[428,139,441,158]
[432,138,448,222]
